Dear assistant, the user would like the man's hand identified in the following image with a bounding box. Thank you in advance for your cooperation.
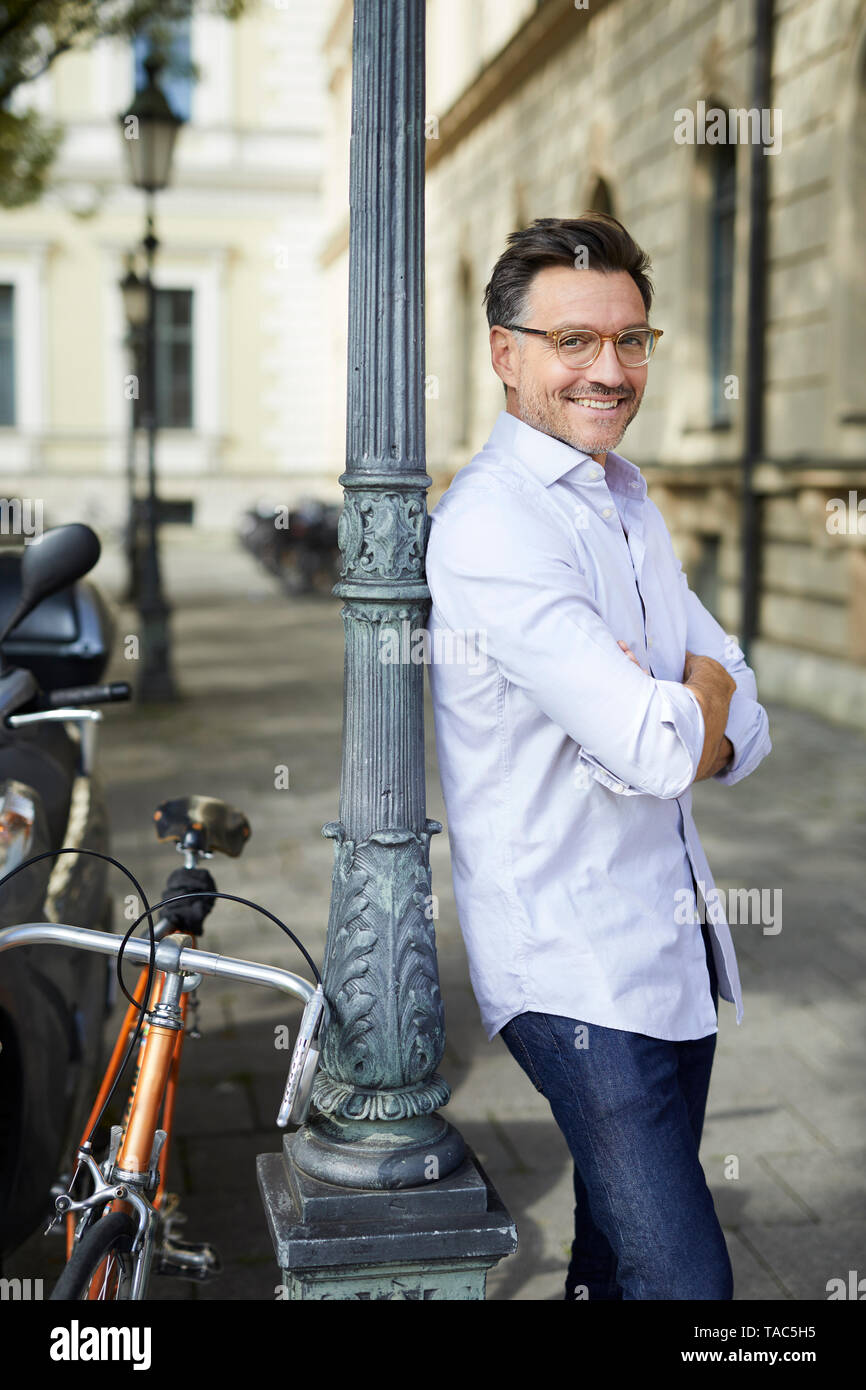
[617,641,735,782]
[617,639,649,674]
[705,735,734,778]
[682,651,736,781]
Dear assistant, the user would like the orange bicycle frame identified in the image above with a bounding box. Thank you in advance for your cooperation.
[66,961,189,1260]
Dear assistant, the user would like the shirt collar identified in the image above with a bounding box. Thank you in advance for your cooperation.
[486,410,647,500]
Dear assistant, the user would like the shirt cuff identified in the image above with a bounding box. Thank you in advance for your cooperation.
[576,680,705,799]
[713,689,772,785]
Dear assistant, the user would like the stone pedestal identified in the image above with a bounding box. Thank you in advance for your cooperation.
[257,1141,517,1301]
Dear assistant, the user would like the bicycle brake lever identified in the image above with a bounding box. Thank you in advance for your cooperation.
[277,984,325,1128]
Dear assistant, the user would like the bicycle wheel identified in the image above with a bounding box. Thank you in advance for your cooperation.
[50,1211,138,1301]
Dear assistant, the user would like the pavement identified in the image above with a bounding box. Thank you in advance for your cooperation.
[8,527,866,1300]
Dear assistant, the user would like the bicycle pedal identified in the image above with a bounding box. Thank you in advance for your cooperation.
[155,1236,222,1282]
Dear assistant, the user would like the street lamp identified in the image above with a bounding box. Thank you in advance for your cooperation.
[120,256,149,328]
[119,254,147,603]
[257,0,517,1300]
[118,53,183,701]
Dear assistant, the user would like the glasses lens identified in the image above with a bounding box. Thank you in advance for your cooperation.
[616,329,655,366]
[556,330,600,366]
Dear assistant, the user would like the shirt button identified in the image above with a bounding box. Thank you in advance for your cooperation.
[630,481,639,489]
[647,637,653,648]
[602,506,613,518]
[589,468,602,479]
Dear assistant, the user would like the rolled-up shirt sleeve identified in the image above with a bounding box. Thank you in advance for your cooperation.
[426,492,706,800]
[675,560,772,786]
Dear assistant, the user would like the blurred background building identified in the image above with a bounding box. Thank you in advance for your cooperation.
[323,0,866,730]
[0,1,330,528]
[1,0,864,727]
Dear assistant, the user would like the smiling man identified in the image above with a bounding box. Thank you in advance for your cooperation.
[424,214,772,1301]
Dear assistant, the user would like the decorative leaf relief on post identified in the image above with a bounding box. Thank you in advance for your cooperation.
[315,819,449,1120]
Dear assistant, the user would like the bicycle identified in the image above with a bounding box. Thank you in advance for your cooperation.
[0,792,326,1300]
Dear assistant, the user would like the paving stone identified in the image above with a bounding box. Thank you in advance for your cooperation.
[731,1221,866,1302]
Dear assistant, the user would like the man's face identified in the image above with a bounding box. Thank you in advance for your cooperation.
[491,266,650,464]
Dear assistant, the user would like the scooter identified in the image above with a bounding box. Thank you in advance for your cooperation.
[0,523,130,1256]
[238,498,342,596]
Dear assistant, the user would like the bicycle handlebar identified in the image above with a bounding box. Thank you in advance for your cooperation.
[0,922,318,1007]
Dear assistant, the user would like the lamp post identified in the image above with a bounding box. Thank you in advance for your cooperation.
[258,0,517,1300]
[119,255,147,604]
[118,54,183,702]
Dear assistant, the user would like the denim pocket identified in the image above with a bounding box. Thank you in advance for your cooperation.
[500,1014,547,1094]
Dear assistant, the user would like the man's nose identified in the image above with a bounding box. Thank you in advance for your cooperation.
[582,339,627,390]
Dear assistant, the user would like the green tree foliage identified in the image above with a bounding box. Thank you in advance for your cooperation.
[0,0,248,207]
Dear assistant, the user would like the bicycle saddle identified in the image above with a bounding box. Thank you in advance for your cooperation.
[153,795,251,857]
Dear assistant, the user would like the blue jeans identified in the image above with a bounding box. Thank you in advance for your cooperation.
[499,921,732,1300]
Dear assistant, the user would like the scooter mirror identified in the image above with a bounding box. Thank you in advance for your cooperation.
[0,523,101,646]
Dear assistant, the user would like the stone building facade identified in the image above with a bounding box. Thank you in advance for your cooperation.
[323,0,866,728]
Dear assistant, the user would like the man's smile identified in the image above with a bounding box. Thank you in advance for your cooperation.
[564,394,631,414]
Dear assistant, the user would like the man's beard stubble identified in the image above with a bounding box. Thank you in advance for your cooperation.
[514,376,643,458]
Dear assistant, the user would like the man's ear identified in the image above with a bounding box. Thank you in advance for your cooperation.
[490,325,519,395]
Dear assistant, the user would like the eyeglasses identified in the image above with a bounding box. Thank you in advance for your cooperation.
[505,324,663,369]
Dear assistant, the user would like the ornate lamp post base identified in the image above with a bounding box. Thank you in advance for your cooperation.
[258,1145,516,1301]
[287,1108,465,1189]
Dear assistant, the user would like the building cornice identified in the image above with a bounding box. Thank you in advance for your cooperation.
[425,0,613,170]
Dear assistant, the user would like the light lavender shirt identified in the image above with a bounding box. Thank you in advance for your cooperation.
[424,411,771,1042]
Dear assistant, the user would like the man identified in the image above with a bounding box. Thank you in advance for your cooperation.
[424,214,772,1300]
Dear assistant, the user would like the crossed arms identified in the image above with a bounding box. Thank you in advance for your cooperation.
[426,490,771,799]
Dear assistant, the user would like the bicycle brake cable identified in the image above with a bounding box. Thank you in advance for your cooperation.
[125,889,323,985]
[0,856,325,1154]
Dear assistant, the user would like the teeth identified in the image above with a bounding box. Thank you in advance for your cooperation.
[572,398,621,410]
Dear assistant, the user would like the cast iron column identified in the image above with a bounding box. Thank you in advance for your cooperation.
[136,209,178,702]
[289,0,460,1189]
[258,0,517,1299]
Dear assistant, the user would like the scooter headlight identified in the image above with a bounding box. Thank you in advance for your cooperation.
[0,781,38,877]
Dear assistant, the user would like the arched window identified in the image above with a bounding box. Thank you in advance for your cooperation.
[677,97,743,441]
[456,258,474,447]
[587,176,615,218]
[513,180,528,231]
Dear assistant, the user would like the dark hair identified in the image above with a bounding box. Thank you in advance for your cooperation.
[483,213,654,337]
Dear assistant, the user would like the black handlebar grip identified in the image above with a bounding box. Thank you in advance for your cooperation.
[45,681,132,709]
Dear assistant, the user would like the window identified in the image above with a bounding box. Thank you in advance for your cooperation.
[132,19,192,122]
[834,33,866,423]
[133,289,194,429]
[0,286,13,425]
[708,143,736,427]
[456,259,474,446]
[692,534,721,620]
[587,176,615,218]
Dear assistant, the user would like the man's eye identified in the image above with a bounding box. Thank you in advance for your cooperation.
[619,333,642,347]
[559,331,596,350]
